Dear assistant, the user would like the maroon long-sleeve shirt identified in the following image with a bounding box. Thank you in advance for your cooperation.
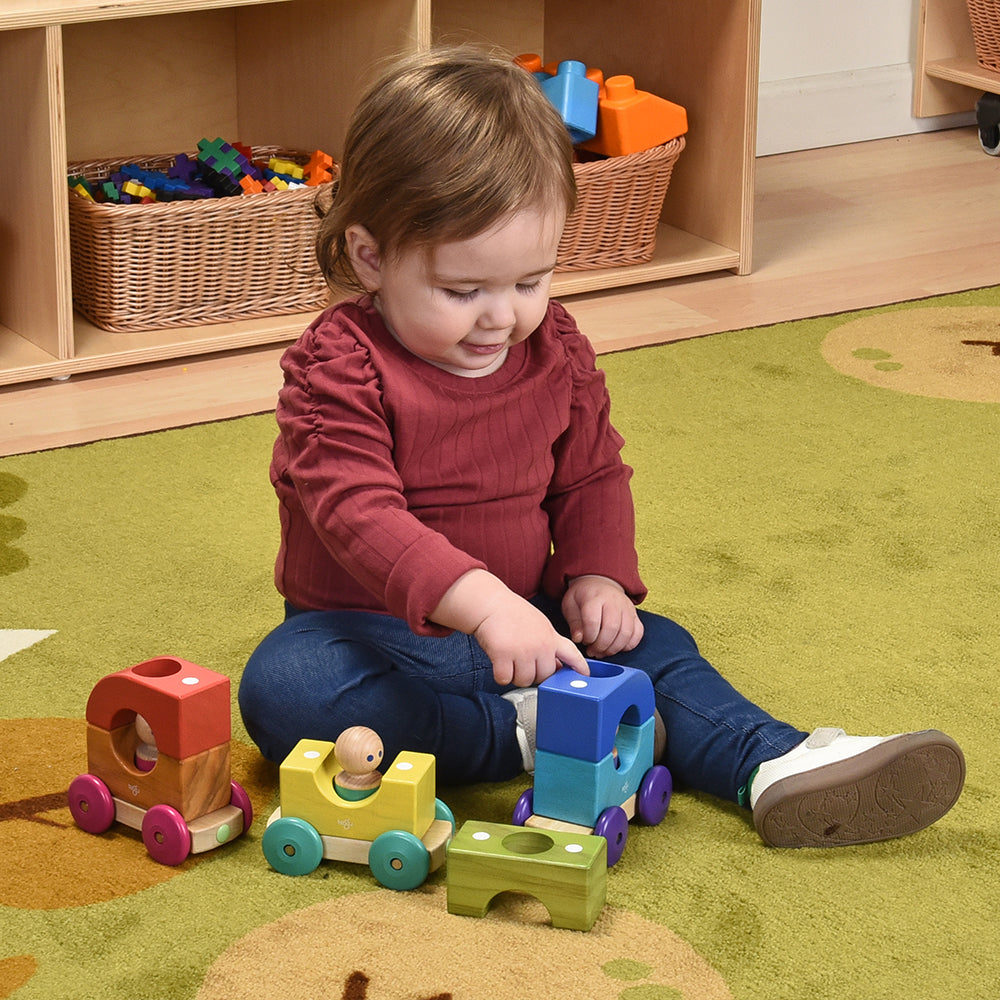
[270,296,646,635]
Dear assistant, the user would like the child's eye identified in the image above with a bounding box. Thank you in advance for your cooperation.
[444,288,478,302]
[516,280,544,295]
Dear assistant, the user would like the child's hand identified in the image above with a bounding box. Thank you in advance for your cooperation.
[473,594,590,687]
[562,575,644,659]
[432,569,589,687]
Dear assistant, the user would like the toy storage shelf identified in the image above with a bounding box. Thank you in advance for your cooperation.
[0,0,761,386]
[914,0,1000,116]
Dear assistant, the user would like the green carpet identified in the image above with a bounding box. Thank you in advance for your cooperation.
[2,287,997,999]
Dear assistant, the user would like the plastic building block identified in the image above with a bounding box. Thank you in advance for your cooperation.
[197,136,243,178]
[268,157,304,180]
[580,75,688,157]
[304,149,335,186]
[539,61,599,144]
[68,656,251,865]
[515,52,551,83]
[68,176,95,201]
[447,821,607,931]
[262,731,454,890]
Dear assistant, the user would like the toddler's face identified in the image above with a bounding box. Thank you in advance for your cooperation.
[371,206,564,377]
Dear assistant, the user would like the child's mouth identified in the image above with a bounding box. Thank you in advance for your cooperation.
[465,342,506,355]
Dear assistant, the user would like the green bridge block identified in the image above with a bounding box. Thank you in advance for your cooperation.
[446,820,607,931]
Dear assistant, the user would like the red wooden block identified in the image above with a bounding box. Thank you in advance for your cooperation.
[85,656,230,760]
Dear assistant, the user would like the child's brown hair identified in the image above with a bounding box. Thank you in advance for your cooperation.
[317,46,577,292]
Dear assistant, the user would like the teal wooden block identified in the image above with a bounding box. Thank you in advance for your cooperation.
[534,717,655,827]
[446,821,607,931]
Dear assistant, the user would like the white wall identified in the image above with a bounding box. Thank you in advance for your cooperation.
[757,0,975,154]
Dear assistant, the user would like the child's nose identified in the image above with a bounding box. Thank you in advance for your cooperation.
[480,294,516,330]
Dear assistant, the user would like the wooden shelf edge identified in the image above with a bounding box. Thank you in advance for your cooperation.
[0,0,286,31]
[0,313,308,386]
[1,223,743,386]
[925,56,1000,92]
[552,226,741,296]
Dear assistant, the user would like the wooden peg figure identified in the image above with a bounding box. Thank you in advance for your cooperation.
[334,726,384,800]
[134,713,158,772]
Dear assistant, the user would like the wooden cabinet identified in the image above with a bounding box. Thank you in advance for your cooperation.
[0,0,761,386]
[915,0,1000,116]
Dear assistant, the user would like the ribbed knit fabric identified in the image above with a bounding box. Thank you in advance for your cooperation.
[270,296,646,634]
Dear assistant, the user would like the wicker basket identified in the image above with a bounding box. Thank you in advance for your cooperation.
[67,146,335,332]
[557,136,685,272]
[967,0,1000,72]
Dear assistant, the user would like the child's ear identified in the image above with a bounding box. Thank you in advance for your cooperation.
[345,224,382,292]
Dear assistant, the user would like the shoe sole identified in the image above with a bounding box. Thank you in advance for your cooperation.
[753,730,966,848]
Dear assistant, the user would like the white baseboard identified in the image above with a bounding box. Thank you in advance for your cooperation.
[756,63,976,155]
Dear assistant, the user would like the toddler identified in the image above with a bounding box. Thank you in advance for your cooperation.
[238,46,965,847]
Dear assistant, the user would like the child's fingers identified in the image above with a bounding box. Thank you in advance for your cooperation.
[555,637,590,676]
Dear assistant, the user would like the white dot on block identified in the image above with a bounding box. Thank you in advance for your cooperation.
[182,676,200,685]
[570,679,588,689]
[565,843,584,853]
[303,751,321,759]
[472,831,491,841]
[395,761,413,771]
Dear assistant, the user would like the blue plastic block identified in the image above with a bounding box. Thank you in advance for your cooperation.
[540,60,599,144]
[536,661,655,763]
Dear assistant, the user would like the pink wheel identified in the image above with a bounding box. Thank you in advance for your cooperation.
[142,804,191,866]
[68,774,116,834]
[230,780,253,836]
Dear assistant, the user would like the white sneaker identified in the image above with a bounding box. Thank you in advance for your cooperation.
[750,727,965,848]
[502,687,538,774]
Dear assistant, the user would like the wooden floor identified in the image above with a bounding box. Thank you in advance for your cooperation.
[2,125,998,457]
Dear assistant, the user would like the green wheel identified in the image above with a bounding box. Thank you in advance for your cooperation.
[434,797,455,834]
[368,830,430,890]
[262,816,324,876]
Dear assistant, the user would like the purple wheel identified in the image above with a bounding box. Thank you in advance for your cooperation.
[230,780,253,836]
[142,804,191,866]
[636,765,673,826]
[594,805,629,866]
[512,788,534,826]
[68,774,116,834]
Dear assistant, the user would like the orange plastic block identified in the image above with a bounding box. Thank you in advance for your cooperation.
[239,175,264,194]
[580,75,688,157]
[85,656,230,760]
[305,150,335,186]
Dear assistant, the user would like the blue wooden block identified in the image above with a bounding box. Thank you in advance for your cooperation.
[536,661,655,763]
[540,60,599,143]
[533,717,655,827]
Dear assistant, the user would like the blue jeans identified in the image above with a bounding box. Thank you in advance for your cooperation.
[238,597,806,802]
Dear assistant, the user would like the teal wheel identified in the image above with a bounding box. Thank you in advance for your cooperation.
[434,798,455,835]
[262,816,324,876]
[368,830,430,890]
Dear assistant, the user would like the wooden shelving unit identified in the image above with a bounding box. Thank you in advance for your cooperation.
[0,0,761,386]
[915,0,1000,116]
